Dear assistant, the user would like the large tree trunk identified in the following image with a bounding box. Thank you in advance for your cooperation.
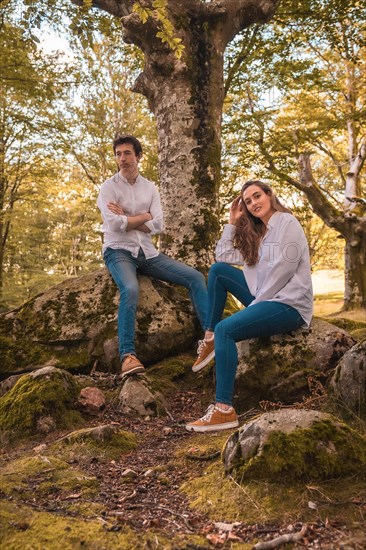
[296,152,366,311]
[129,13,224,268]
[344,220,366,310]
[73,0,279,268]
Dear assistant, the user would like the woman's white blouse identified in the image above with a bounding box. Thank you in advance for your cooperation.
[215,212,313,327]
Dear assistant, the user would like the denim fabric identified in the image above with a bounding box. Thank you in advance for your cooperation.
[104,247,207,359]
[206,262,305,405]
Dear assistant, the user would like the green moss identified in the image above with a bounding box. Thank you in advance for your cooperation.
[0,329,50,374]
[0,455,98,499]
[189,208,220,254]
[17,298,63,341]
[137,309,153,335]
[0,369,82,441]
[232,420,366,482]
[233,335,318,410]
[182,460,366,527]
[350,328,366,341]
[0,501,209,549]
[0,501,136,550]
[147,353,198,395]
[52,428,137,462]
[324,317,366,334]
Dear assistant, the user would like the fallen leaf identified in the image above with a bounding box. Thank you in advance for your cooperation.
[206,533,226,546]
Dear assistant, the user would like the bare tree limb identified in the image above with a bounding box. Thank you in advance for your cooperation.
[252,524,308,550]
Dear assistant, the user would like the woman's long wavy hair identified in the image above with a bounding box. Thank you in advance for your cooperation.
[234,180,291,266]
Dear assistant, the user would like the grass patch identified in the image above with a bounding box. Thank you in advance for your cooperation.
[180,451,366,526]
[0,501,209,550]
[0,455,98,501]
[178,429,366,532]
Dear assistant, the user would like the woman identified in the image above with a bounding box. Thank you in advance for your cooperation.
[186,180,313,432]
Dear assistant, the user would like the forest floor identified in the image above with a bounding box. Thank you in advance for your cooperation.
[1,295,366,549]
[1,378,365,549]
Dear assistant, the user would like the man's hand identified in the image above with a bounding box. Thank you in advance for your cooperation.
[107,202,152,231]
[107,202,125,216]
[136,224,151,233]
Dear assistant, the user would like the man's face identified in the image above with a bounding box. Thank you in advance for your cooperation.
[115,143,141,178]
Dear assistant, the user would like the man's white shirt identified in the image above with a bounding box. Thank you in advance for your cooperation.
[97,172,163,258]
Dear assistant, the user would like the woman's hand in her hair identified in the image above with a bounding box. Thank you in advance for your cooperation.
[229,196,244,225]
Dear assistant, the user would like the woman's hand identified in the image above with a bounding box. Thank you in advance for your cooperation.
[229,196,244,225]
[107,202,124,216]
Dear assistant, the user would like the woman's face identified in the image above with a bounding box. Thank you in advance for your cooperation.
[242,185,275,225]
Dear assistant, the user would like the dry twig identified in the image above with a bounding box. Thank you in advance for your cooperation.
[252,524,308,549]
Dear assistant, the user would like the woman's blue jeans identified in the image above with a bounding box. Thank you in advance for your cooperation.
[103,247,207,359]
[206,262,305,406]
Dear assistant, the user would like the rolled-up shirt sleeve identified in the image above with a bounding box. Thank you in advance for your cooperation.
[215,224,244,265]
[97,186,128,233]
[144,186,164,235]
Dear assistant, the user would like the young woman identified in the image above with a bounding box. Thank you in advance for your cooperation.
[186,180,313,432]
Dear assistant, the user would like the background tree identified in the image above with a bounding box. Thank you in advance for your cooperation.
[0,11,77,308]
[223,0,366,309]
[0,3,157,309]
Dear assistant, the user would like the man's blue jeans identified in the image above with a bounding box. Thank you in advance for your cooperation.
[103,247,208,359]
[206,262,305,405]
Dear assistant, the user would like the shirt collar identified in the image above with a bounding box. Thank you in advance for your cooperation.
[118,172,140,185]
[266,210,280,230]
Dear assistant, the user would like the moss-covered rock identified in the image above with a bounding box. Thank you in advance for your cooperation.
[223,408,366,482]
[234,318,356,410]
[53,424,137,461]
[0,366,82,441]
[0,268,200,375]
[330,340,366,418]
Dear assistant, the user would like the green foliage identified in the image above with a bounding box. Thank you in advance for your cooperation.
[223,0,365,206]
[0,2,158,310]
[132,0,184,58]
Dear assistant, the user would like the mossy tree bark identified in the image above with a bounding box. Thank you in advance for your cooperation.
[72,0,280,269]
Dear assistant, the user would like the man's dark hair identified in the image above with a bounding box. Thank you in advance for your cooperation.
[113,135,143,156]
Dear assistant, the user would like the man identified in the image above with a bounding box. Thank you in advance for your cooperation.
[97,135,207,376]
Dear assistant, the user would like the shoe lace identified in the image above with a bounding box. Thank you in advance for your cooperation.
[196,339,205,355]
[200,404,216,422]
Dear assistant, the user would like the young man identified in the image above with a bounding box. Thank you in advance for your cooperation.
[97,135,207,376]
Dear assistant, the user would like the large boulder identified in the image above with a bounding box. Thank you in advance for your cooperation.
[0,366,82,441]
[0,268,199,375]
[234,318,356,410]
[223,408,366,482]
[329,340,366,418]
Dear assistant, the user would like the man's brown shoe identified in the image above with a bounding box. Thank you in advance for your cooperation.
[192,338,215,372]
[121,354,145,376]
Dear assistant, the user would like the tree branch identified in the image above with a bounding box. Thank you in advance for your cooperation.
[344,136,366,209]
[224,25,260,97]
